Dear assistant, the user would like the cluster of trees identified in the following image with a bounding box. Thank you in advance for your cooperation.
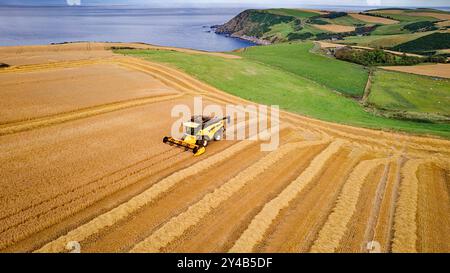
[315,32,342,40]
[287,32,313,41]
[309,18,330,25]
[306,12,348,27]
[0,63,9,68]
[392,32,450,52]
[359,12,396,21]
[355,25,378,35]
[320,12,348,19]
[402,21,438,32]
[314,25,378,41]
[423,55,448,63]
[334,47,423,66]
[292,19,303,31]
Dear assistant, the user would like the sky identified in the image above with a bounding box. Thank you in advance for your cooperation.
[1,0,449,8]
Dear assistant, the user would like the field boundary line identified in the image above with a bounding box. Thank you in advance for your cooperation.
[129,139,331,253]
[310,157,390,253]
[285,114,450,155]
[361,68,374,104]
[124,58,240,100]
[281,111,450,149]
[117,61,198,95]
[391,159,424,253]
[229,139,345,253]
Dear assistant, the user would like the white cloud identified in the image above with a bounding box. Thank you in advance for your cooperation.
[67,0,81,6]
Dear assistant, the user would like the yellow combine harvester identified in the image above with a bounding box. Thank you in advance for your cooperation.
[163,115,230,156]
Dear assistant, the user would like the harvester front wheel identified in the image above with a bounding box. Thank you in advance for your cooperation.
[197,138,208,147]
[201,139,208,147]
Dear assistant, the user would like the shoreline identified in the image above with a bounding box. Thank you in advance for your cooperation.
[229,34,271,46]
[211,29,269,46]
[0,41,242,66]
[0,40,254,54]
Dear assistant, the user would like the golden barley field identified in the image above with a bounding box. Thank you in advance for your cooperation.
[0,43,448,253]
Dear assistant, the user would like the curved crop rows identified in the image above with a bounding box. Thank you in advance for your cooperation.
[35,139,256,253]
[230,140,344,252]
[0,44,448,253]
[310,158,390,252]
[130,140,329,253]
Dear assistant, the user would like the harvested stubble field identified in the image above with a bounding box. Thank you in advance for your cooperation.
[311,24,356,33]
[408,12,450,21]
[349,13,399,24]
[0,43,449,253]
[380,63,450,79]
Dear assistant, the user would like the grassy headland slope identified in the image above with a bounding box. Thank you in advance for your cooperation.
[239,42,368,97]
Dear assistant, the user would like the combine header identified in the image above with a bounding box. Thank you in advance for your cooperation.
[163,115,230,156]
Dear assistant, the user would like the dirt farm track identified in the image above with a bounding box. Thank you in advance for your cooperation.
[0,43,449,253]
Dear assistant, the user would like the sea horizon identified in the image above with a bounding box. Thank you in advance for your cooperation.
[0,6,255,51]
[1,4,449,9]
[1,5,449,51]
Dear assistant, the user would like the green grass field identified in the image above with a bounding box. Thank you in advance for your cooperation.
[266,8,318,18]
[340,32,434,48]
[326,15,367,26]
[238,42,368,97]
[404,8,450,14]
[369,69,450,116]
[262,20,328,41]
[368,11,439,35]
[371,21,413,35]
[297,24,326,35]
[115,46,450,137]
[262,22,295,40]
[369,12,437,23]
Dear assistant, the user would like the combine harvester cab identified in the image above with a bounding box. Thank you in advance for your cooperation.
[163,115,230,156]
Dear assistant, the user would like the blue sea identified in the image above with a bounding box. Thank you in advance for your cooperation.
[1,5,449,51]
[0,6,255,51]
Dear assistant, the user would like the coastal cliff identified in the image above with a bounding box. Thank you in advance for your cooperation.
[214,8,387,44]
[214,9,296,44]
